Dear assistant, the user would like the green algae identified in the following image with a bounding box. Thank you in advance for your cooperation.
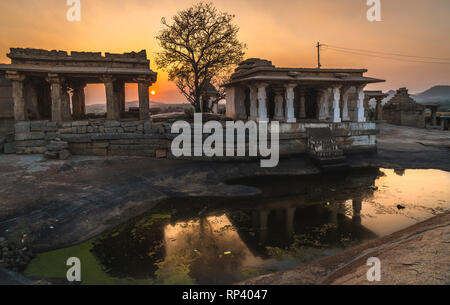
[25,237,155,285]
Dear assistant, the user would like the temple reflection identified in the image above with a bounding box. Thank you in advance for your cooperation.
[90,168,450,284]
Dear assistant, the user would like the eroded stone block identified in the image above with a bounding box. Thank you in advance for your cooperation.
[15,132,45,141]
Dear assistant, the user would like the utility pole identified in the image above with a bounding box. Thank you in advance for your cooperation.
[317,41,322,69]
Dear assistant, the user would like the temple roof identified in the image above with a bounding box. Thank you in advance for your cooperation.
[0,48,157,82]
[224,58,385,87]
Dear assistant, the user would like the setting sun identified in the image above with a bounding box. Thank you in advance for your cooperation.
[151,90,156,96]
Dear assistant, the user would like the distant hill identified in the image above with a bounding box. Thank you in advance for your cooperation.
[413,85,450,101]
[413,86,450,110]
[380,86,450,110]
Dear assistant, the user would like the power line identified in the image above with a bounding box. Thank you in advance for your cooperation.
[325,44,450,61]
[323,46,450,65]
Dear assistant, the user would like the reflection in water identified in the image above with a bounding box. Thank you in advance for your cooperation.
[86,168,450,285]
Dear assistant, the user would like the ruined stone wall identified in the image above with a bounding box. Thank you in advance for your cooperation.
[13,120,171,158]
[401,111,425,128]
[10,120,378,158]
[383,107,401,126]
[383,88,425,128]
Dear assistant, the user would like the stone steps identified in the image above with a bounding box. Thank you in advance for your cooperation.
[306,127,348,170]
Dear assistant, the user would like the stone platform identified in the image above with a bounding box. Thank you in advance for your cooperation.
[10,120,378,159]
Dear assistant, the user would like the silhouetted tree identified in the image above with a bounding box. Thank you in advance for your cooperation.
[155,2,246,112]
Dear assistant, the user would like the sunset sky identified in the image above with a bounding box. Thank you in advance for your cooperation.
[0,0,449,104]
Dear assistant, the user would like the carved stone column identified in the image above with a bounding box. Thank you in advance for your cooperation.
[103,75,120,120]
[273,89,285,121]
[46,74,64,123]
[331,85,342,123]
[256,83,269,123]
[375,97,383,121]
[61,84,72,121]
[298,87,306,119]
[137,77,151,120]
[356,85,366,122]
[317,88,330,121]
[340,86,351,121]
[114,80,126,116]
[6,72,27,121]
[284,84,296,123]
[72,82,86,119]
[248,85,258,121]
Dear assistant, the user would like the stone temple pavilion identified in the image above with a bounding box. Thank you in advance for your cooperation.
[223,58,385,165]
[0,48,157,123]
[0,48,168,159]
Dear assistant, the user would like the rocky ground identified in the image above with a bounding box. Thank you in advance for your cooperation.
[0,123,449,284]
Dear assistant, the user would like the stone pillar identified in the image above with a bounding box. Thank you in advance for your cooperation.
[103,76,120,120]
[431,107,437,126]
[248,85,258,121]
[317,88,329,120]
[114,81,126,116]
[137,78,150,120]
[284,84,296,123]
[299,87,306,119]
[29,83,41,120]
[375,97,383,121]
[6,72,27,121]
[61,85,72,121]
[273,89,285,121]
[257,83,269,123]
[356,85,366,122]
[332,85,342,123]
[23,81,41,120]
[46,74,64,123]
[72,82,86,119]
[340,86,351,121]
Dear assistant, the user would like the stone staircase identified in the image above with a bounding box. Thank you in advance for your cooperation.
[306,128,348,170]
